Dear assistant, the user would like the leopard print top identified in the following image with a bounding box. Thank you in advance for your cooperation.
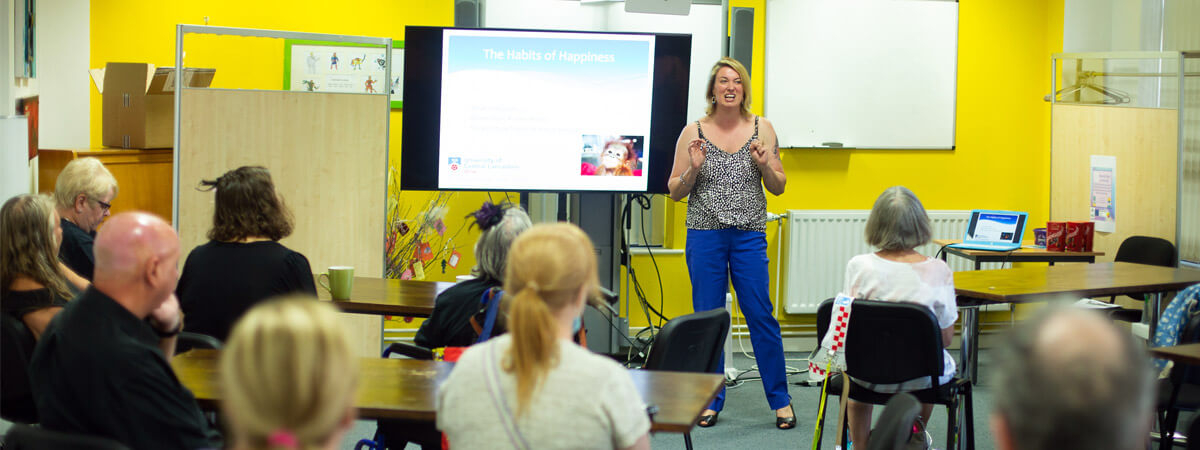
[685,116,767,233]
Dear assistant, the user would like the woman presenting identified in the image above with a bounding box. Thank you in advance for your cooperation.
[667,57,792,429]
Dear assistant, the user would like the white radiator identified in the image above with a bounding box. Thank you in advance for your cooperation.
[782,210,1009,314]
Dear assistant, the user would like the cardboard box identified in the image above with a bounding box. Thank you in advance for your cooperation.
[1046,221,1066,251]
[90,63,215,149]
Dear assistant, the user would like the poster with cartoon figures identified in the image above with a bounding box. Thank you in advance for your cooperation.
[284,40,404,108]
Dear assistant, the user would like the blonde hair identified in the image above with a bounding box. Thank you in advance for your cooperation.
[53,157,118,209]
[219,298,359,450]
[1,194,71,299]
[705,57,753,117]
[502,223,600,417]
[865,186,932,251]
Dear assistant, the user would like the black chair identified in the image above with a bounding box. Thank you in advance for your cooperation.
[173,331,223,354]
[1156,310,1200,450]
[641,308,730,450]
[1187,414,1200,450]
[2,424,130,450]
[1108,236,1178,322]
[813,298,974,450]
[867,393,922,450]
[1,313,40,424]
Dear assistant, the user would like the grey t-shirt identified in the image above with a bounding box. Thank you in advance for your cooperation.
[437,335,650,449]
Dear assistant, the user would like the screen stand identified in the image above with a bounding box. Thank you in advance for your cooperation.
[570,193,628,355]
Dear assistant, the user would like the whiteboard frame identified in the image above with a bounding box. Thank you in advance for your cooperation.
[764,0,959,150]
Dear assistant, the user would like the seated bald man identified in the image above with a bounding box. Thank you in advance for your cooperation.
[992,307,1154,450]
[29,212,218,450]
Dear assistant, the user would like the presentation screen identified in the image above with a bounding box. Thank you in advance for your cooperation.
[401,26,691,193]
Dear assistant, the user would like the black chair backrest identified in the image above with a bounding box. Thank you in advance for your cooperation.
[867,393,922,450]
[643,308,730,373]
[1115,236,1177,268]
[174,331,222,355]
[816,298,945,387]
[1,313,39,423]
[3,424,131,450]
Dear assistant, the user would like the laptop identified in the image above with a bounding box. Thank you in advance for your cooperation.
[946,210,1028,252]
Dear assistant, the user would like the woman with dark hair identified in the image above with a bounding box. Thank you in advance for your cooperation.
[177,166,316,342]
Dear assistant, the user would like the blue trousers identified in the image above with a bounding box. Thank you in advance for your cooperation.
[686,228,791,411]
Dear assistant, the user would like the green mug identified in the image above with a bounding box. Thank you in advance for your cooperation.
[318,266,355,300]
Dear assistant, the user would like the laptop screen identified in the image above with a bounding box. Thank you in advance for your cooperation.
[965,211,1027,243]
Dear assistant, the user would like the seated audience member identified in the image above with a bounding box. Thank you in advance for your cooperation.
[992,308,1153,450]
[379,202,533,450]
[2,194,89,339]
[436,223,651,450]
[29,212,218,449]
[842,186,958,449]
[220,297,359,450]
[177,166,316,342]
[53,157,119,280]
[414,201,532,349]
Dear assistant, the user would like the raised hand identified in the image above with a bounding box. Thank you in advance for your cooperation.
[750,139,770,169]
[688,138,706,169]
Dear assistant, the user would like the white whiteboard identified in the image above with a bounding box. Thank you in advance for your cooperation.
[765,0,958,149]
[485,0,722,123]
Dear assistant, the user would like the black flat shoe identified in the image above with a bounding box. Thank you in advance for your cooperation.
[697,412,719,427]
[776,404,796,430]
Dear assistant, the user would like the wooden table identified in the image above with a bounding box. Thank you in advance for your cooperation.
[173,350,722,433]
[1150,343,1200,366]
[933,239,1104,270]
[315,276,452,317]
[954,262,1200,383]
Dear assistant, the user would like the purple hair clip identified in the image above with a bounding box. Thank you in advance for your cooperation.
[469,201,507,231]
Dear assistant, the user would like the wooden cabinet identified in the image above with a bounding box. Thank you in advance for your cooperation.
[38,148,174,224]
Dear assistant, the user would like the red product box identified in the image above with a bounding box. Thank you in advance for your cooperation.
[1078,221,1095,251]
[1046,221,1066,251]
[1066,222,1083,252]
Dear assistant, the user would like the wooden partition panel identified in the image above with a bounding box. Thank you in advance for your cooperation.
[1051,104,1177,261]
[179,89,388,355]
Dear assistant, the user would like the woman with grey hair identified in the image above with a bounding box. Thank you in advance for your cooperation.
[53,157,118,280]
[414,201,532,349]
[841,186,958,449]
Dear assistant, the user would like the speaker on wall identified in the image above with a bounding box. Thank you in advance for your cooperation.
[729,7,754,75]
[455,0,481,28]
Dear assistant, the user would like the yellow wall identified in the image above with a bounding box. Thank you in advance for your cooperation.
[631,0,1066,328]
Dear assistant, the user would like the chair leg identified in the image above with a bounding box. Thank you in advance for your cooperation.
[964,385,976,450]
[946,398,958,450]
[683,432,693,450]
[1162,408,1180,450]
[1161,382,1185,450]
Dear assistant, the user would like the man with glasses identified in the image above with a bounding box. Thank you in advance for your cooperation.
[54,157,118,280]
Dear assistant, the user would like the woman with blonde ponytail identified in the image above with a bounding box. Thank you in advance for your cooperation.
[437,223,650,449]
[219,297,359,450]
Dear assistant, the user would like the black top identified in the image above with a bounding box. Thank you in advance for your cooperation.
[58,218,96,280]
[29,287,218,450]
[414,277,500,349]
[177,240,317,341]
[1,287,72,322]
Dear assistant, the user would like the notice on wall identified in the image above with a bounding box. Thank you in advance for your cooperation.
[1090,155,1116,233]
